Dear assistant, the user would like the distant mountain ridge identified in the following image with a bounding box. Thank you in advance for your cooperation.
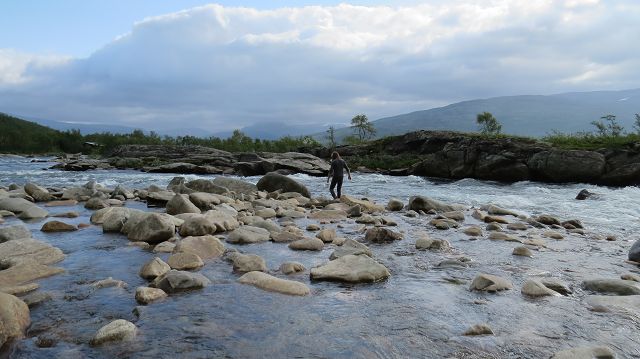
[314,88,640,142]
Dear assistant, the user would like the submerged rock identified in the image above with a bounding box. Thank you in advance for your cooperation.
[310,254,390,283]
[551,346,616,359]
[40,220,77,232]
[135,287,167,305]
[364,227,402,243]
[463,324,494,336]
[289,237,324,251]
[151,270,210,293]
[256,172,311,198]
[238,271,310,296]
[330,239,372,260]
[227,226,270,244]
[407,196,465,213]
[231,253,267,273]
[582,279,640,295]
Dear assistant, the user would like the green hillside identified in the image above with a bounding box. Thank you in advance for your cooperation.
[0,112,82,153]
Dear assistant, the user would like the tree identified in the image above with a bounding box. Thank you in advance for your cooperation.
[326,126,336,148]
[351,114,376,141]
[633,114,640,134]
[591,114,623,137]
[476,112,502,136]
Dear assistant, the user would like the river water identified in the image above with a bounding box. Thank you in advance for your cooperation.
[1,156,640,358]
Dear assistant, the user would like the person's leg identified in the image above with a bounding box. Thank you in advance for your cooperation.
[336,176,343,198]
[329,177,338,199]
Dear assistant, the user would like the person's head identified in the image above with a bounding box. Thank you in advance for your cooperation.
[331,151,340,160]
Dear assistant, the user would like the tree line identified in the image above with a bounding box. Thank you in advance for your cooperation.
[0,113,320,155]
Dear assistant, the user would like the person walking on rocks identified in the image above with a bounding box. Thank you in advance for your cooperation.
[327,151,351,199]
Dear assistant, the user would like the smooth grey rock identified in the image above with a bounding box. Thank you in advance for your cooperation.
[310,254,390,283]
[139,257,171,280]
[238,271,310,296]
[174,235,225,259]
[469,273,512,292]
[231,253,267,273]
[227,226,270,244]
[90,319,137,346]
[151,270,210,293]
[330,239,372,260]
[0,225,31,242]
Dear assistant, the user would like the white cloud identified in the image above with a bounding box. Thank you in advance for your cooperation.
[0,1,638,132]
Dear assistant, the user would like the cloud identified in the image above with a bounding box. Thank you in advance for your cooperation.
[0,1,638,132]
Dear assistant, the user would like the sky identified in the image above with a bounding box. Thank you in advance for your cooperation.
[0,0,639,133]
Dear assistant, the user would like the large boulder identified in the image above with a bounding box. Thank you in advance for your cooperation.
[212,177,258,195]
[166,194,201,215]
[135,286,167,305]
[17,205,49,220]
[0,238,64,266]
[178,216,217,237]
[469,273,512,292]
[167,252,204,271]
[203,210,240,232]
[330,239,372,260]
[174,235,225,259]
[90,319,137,346]
[227,226,270,244]
[288,237,324,251]
[256,172,311,198]
[310,254,390,283]
[24,183,54,202]
[151,270,211,293]
[407,196,465,213]
[528,150,605,182]
[0,225,31,242]
[582,278,640,295]
[0,292,31,348]
[189,192,221,211]
[126,213,176,243]
[238,271,310,296]
[340,196,384,213]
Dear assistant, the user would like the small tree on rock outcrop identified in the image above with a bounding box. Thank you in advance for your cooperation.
[326,126,337,148]
[476,112,502,136]
[591,114,623,138]
[351,114,376,141]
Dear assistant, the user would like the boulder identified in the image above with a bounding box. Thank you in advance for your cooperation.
[151,270,211,293]
[310,254,390,283]
[212,177,258,195]
[551,346,616,359]
[469,273,512,292]
[24,183,54,202]
[127,213,175,243]
[463,226,483,237]
[364,227,402,243]
[166,194,201,215]
[0,198,36,214]
[203,210,240,232]
[84,197,108,210]
[340,196,384,213]
[189,192,221,211]
[174,235,225,259]
[575,189,594,200]
[582,279,640,295]
[330,239,372,260]
[135,286,167,305]
[463,324,494,336]
[167,252,204,271]
[512,246,533,257]
[507,222,528,231]
[179,216,217,237]
[280,262,306,275]
[407,196,465,213]
[44,199,78,207]
[255,208,277,219]
[0,225,31,242]
[231,253,267,272]
[17,205,49,220]
[308,210,348,221]
[535,214,561,226]
[139,257,171,280]
[0,292,31,348]
[91,277,127,289]
[152,241,175,253]
[227,226,270,244]
[241,216,281,234]
[40,220,77,232]
[430,218,459,230]
[521,279,560,297]
[386,198,404,211]
[415,237,450,251]
[316,228,337,243]
[488,232,520,242]
[90,319,137,346]
[256,172,311,198]
[238,271,310,296]
[102,208,135,233]
[629,239,640,262]
[289,237,324,251]
[272,231,304,243]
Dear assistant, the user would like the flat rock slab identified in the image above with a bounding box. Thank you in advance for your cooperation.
[151,270,210,293]
[238,271,309,296]
[174,235,225,259]
[288,237,324,251]
[0,238,65,265]
[310,254,390,283]
[0,262,64,287]
[582,279,640,295]
[0,225,31,242]
[308,210,348,221]
[330,239,372,260]
[41,220,77,232]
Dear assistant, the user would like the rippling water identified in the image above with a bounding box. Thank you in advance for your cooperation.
[2,156,640,358]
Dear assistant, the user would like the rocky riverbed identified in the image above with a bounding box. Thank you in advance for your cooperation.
[1,157,640,358]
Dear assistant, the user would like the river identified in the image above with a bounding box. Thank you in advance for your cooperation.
[1,156,639,358]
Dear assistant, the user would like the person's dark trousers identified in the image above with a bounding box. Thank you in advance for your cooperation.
[330,176,344,199]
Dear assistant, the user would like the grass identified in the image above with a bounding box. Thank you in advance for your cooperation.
[542,131,640,150]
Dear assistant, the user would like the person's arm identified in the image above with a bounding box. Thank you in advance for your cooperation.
[344,161,352,180]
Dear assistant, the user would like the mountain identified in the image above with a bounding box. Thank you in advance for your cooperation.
[315,88,640,142]
[212,121,331,140]
[0,113,66,153]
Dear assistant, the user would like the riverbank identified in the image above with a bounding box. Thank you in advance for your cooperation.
[1,165,639,357]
